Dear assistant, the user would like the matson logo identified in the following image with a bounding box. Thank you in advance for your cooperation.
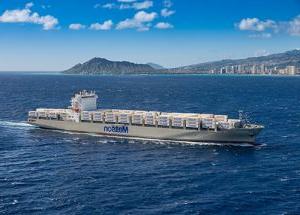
[104,126,129,134]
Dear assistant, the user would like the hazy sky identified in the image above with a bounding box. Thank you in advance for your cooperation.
[0,0,300,71]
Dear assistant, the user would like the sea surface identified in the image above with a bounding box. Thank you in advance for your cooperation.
[0,73,300,214]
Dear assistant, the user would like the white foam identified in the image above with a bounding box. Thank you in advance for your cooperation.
[0,120,34,130]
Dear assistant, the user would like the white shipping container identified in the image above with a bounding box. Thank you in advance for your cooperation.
[81,111,92,121]
[93,112,103,122]
[145,115,156,125]
[158,115,170,126]
[218,121,231,129]
[105,112,117,123]
[28,111,37,118]
[172,117,184,127]
[186,117,199,128]
[215,115,228,122]
[49,112,58,119]
[228,119,241,128]
[201,114,214,118]
[132,114,143,125]
[201,118,215,129]
[118,113,131,124]
[38,111,47,118]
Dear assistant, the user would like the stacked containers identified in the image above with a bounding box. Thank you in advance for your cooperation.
[214,115,228,122]
[132,111,145,125]
[186,115,200,129]
[218,121,231,129]
[228,119,241,128]
[172,115,185,128]
[28,111,37,118]
[81,111,92,121]
[93,111,103,122]
[201,117,215,129]
[37,111,47,118]
[144,112,157,126]
[158,114,170,127]
[105,112,117,123]
[118,111,132,124]
[48,111,58,119]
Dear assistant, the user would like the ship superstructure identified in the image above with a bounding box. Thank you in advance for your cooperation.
[28,90,264,144]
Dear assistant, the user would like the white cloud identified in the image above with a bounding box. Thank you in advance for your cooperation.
[25,2,34,9]
[254,49,270,57]
[134,11,156,22]
[237,15,300,37]
[118,0,137,2]
[163,0,173,8]
[288,15,300,36]
[249,33,272,38]
[90,20,113,30]
[155,22,173,29]
[0,3,58,30]
[116,11,157,31]
[119,0,153,10]
[101,3,116,9]
[238,18,276,32]
[161,8,175,17]
[69,23,86,30]
[132,1,153,10]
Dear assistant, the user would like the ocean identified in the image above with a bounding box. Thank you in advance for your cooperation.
[0,73,300,214]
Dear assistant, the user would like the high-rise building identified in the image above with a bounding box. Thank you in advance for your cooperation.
[286,66,296,75]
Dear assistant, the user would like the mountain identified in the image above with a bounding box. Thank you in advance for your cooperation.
[63,50,300,75]
[165,50,300,74]
[147,63,165,70]
[63,58,156,75]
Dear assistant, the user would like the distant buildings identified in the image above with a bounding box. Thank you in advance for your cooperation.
[213,64,298,75]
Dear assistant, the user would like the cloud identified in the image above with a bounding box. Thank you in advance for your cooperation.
[288,15,300,36]
[161,8,175,17]
[101,3,116,9]
[118,0,137,2]
[0,2,58,30]
[249,33,272,38]
[155,22,173,29]
[69,23,86,30]
[90,20,113,30]
[116,11,157,31]
[237,15,300,37]
[254,49,270,57]
[132,1,153,10]
[101,0,153,10]
[238,18,276,32]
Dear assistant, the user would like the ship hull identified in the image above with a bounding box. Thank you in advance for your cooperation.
[28,119,263,144]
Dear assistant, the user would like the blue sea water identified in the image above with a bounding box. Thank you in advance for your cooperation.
[0,73,300,214]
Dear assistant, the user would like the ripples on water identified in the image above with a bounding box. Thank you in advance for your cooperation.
[0,73,300,214]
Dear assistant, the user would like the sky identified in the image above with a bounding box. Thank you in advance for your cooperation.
[0,0,300,71]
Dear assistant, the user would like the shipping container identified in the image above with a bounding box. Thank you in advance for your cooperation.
[105,112,117,123]
[172,116,185,127]
[158,115,170,127]
[215,115,228,122]
[144,115,156,125]
[186,117,199,128]
[81,111,92,121]
[93,112,103,122]
[201,118,215,129]
[132,114,144,125]
[118,113,131,124]
[228,119,241,128]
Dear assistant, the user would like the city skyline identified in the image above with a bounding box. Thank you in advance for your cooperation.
[0,0,300,71]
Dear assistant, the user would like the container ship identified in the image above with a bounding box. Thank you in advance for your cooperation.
[28,90,264,144]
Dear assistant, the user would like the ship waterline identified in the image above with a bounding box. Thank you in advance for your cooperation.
[27,90,264,145]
